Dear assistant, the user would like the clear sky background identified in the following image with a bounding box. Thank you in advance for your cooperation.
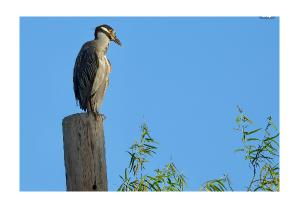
[20,17,279,191]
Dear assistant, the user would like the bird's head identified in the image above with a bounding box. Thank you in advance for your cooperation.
[94,24,122,46]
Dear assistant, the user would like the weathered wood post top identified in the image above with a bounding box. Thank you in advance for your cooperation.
[62,113,107,191]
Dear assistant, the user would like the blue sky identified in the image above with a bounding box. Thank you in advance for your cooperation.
[20,17,279,191]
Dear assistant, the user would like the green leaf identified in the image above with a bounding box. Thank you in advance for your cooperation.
[128,152,136,171]
[242,134,246,142]
[234,148,244,152]
[245,128,262,135]
[248,148,259,155]
[167,177,172,185]
[144,144,157,149]
[265,146,278,156]
[247,138,260,142]
[216,180,226,190]
[245,155,255,160]
[264,142,277,152]
[145,138,154,142]
[264,133,279,142]
[271,139,279,147]
[125,168,128,180]
[154,181,161,191]
[243,115,253,124]
[144,179,156,191]
[210,184,221,192]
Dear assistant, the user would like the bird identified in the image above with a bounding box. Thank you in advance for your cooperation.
[73,24,121,120]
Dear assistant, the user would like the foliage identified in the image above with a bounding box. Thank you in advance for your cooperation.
[235,106,279,191]
[200,174,233,191]
[118,123,186,191]
[118,107,279,192]
[201,106,279,191]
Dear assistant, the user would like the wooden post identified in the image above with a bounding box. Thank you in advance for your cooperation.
[62,113,108,191]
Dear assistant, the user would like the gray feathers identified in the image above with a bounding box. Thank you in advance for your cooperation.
[73,41,100,111]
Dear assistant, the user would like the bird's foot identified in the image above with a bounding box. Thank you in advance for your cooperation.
[92,111,106,121]
[99,113,106,121]
[87,110,106,121]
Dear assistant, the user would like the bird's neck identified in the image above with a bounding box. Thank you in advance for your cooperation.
[95,33,110,55]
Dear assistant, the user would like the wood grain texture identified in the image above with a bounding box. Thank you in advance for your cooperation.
[62,113,107,191]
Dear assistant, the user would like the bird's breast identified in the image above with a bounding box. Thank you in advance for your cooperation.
[98,56,111,74]
[103,55,111,73]
[97,55,111,86]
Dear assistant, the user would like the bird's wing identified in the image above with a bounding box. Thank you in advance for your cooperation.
[73,42,99,110]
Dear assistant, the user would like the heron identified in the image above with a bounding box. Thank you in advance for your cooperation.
[73,24,121,120]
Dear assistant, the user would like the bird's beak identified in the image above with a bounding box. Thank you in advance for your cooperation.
[113,35,122,46]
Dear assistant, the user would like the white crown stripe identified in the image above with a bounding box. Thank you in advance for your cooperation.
[100,26,110,33]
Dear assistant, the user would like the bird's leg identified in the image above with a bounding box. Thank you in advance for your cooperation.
[87,109,92,117]
[87,109,96,119]
[87,99,93,117]
[87,99,99,120]
[92,111,100,121]
[88,99,105,121]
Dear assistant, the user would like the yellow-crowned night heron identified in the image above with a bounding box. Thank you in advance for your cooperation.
[73,25,121,119]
